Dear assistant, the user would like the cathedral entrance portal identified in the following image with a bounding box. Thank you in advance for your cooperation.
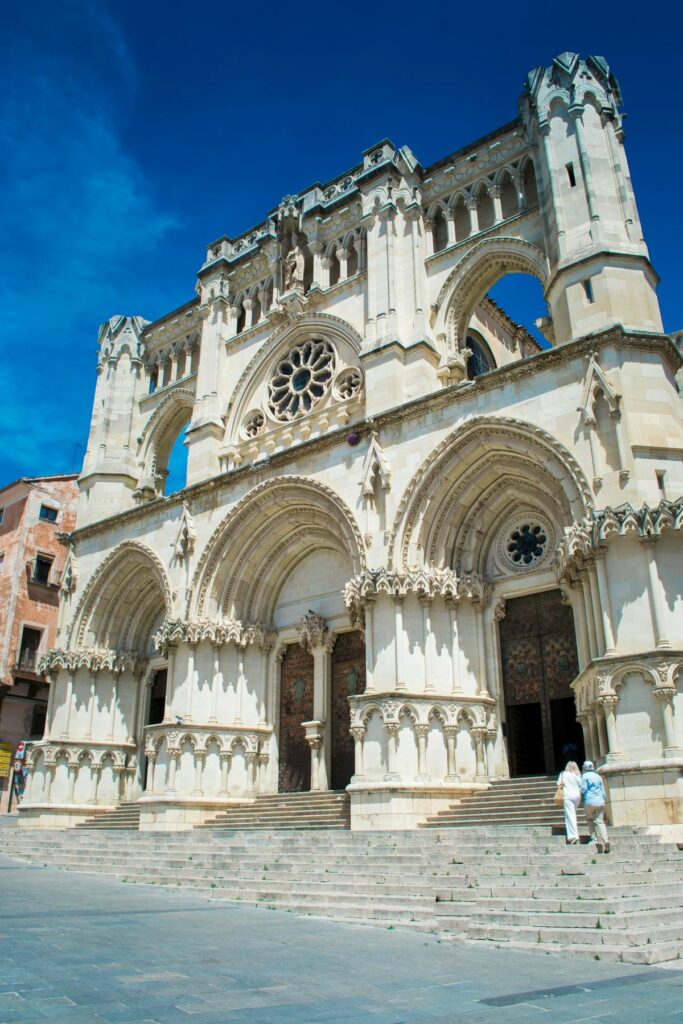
[278,645,314,792]
[499,590,583,776]
[330,630,366,790]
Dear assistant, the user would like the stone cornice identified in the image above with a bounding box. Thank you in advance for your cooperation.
[39,648,148,676]
[556,498,683,581]
[66,327,680,544]
[152,618,277,655]
[343,568,490,623]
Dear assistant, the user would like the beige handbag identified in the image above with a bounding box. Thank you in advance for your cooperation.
[554,780,565,805]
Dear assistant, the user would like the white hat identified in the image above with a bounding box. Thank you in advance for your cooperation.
[582,760,594,771]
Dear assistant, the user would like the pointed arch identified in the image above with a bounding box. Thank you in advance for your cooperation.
[189,476,365,622]
[389,416,593,572]
[431,236,549,349]
[70,541,173,653]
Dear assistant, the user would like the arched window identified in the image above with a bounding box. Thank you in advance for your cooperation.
[432,209,448,252]
[164,420,190,494]
[466,335,495,379]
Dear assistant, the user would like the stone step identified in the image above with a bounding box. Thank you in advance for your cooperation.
[463,937,682,966]
[434,904,683,930]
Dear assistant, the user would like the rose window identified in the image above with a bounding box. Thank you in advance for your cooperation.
[268,339,335,421]
[507,523,547,565]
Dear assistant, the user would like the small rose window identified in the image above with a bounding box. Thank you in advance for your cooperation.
[268,339,335,421]
[507,523,547,565]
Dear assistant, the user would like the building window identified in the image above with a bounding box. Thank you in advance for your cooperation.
[566,162,576,188]
[32,555,53,586]
[582,279,594,304]
[39,505,58,523]
[466,336,495,380]
[0,507,4,524]
[507,523,547,565]
[0,553,4,572]
[656,470,667,498]
[30,702,47,738]
[18,627,42,672]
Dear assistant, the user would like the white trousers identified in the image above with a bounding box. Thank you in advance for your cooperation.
[563,795,580,840]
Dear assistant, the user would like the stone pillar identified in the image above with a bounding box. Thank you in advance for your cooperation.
[145,751,157,793]
[364,600,375,692]
[424,218,435,255]
[384,722,400,781]
[235,651,245,725]
[258,645,270,725]
[449,603,463,694]
[570,107,600,231]
[642,539,671,650]
[415,724,430,781]
[108,672,119,741]
[45,674,57,738]
[475,604,490,697]
[587,563,606,655]
[444,725,459,781]
[394,598,406,692]
[309,240,324,289]
[595,704,609,759]
[594,555,616,656]
[653,687,680,755]
[599,695,622,759]
[90,763,101,804]
[465,196,479,235]
[163,645,177,722]
[185,644,196,722]
[167,750,178,794]
[587,709,601,762]
[420,598,435,694]
[61,671,75,739]
[242,297,256,330]
[193,750,205,796]
[66,762,77,802]
[351,726,365,780]
[444,208,456,247]
[209,645,221,723]
[540,123,567,257]
[305,736,322,791]
[258,752,269,792]
[580,571,598,660]
[84,674,97,739]
[488,184,503,223]
[336,247,350,280]
[219,751,232,796]
[43,763,53,803]
[471,727,487,779]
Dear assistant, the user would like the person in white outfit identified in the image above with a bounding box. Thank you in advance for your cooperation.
[558,760,582,844]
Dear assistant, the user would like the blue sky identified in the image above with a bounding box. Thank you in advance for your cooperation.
[1,1,680,485]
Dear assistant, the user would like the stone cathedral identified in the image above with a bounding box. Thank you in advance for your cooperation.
[23,53,682,833]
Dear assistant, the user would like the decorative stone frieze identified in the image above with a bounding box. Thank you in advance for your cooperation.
[556,498,683,581]
[152,618,277,655]
[38,647,148,676]
[344,568,490,624]
[348,693,495,730]
[143,723,271,757]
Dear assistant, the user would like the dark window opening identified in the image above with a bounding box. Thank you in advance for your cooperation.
[656,470,667,497]
[147,669,167,726]
[30,702,47,738]
[582,279,594,304]
[0,508,4,524]
[18,627,42,671]
[466,336,496,380]
[566,162,576,188]
[39,505,58,523]
[32,555,53,585]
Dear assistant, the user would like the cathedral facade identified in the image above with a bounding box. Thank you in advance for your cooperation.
[22,53,683,832]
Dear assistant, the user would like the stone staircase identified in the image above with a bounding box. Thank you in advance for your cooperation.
[195,790,350,830]
[1,823,681,964]
[75,802,142,830]
[421,775,585,830]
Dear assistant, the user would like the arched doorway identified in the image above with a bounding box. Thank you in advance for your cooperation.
[499,589,584,775]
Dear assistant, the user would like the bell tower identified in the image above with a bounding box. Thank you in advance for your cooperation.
[78,315,149,525]
[521,53,663,344]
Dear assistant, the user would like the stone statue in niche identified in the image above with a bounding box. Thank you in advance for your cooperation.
[283,233,305,293]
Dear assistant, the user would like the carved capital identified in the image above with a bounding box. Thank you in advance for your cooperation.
[298,612,327,652]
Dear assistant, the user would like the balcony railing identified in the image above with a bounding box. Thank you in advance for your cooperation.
[16,651,39,672]
[28,564,60,588]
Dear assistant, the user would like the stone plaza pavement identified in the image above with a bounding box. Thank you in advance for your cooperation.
[1,855,682,1024]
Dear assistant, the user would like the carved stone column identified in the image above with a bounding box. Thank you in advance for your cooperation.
[209,645,221,724]
[66,761,77,802]
[193,749,205,796]
[163,644,177,722]
[488,184,503,223]
[465,195,479,235]
[145,750,157,794]
[415,723,430,781]
[166,748,179,794]
[90,763,101,804]
[577,713,593,763]
[219,751,232,796]
[444,725,459,781]
[475,604,490,698]
[61,671,75,739]
[587,708,600,763]
[394,597,406,692]
[85,674,97,739]
[598,694,622,759]
[653,687,680,754]
[384,722,400,781]
[351,725,366,781]
[594,554,616,656]
[299,612,332,790]
[43,761,54,803]
[108,671,120,741]
[258,752,269,792]
[185,643,197,722]
[642,539,671,650]
[471,727,488,779]
[420,597,435,694]
[579,570,598,660]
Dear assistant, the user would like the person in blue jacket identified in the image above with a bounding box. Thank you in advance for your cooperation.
[580,760,610,854]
